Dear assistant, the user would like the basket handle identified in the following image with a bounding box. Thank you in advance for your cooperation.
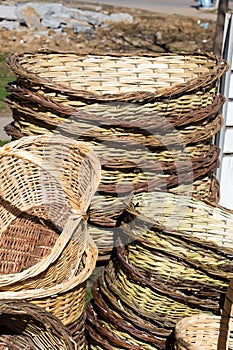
[217,279,233,350]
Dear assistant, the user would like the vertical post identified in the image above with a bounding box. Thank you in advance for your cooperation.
[216,14,233,189]
[213,0,229,57]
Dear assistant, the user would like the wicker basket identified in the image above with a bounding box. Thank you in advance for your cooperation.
[120,191,233,277]
[4,120,221,194]
[174,279,233,350]
[0,135,100,344]
[87,176,220,259]
[0,300,77,349]
[0,135,101,284]
[6,50,228,101]
[0,233,97,345]
[86,191,233,347]
[6,83,225,127]
[4,86,224,148]
[1,134,101,212]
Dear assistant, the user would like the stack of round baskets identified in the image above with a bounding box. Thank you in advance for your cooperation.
[0,300,77,349]
[3,49,228,261]
[86,191,233,349]
[0,134,101,348]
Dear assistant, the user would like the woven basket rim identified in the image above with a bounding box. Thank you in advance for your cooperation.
[5,83,226,130]
[6,49,229,103]
[0,241,98,298]
[0,300,76,349]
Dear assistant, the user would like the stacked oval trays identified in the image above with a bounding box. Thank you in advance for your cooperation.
[4,49,228,261]
[86,191,233,349]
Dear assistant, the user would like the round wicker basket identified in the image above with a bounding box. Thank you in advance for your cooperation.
[0,300,77,349]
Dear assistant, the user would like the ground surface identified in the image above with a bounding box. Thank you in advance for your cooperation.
[0,0,218,54]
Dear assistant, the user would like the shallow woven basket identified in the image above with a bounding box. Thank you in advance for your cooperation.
[6,50,228,102]
[0,135,101,286]
[114,235,228,310]
[0,235,98,345]
[120,191,233,279]
[85,191,233,338]
[4,86,224,148]
[174,279,233,350]
[5,83,225,127]
[3,120,221,194]
[0,300,77,349]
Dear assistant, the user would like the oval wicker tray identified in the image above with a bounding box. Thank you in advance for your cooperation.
[6,50,228,102]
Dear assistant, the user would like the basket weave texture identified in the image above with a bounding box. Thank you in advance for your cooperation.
[0,135,101,344]
[6,50,228,100]
[0,300,77,349]
[86,191,233,349]
[4,49,226,261]
[174,279,233,350]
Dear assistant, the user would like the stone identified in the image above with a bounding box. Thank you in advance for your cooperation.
[0,5,18,21]
[19,5,41,30]
[109,13,133,23]
[0,19,19,30]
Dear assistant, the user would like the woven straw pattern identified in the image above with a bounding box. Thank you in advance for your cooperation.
[88,176,220,260]
[86,191,233,349]
[174,280,233,350]
[0,135,101,283]
[0,135,101,345]
[6,83,223,123]
[5,86,224,148]
[0,300,77,349]
[6,50,228,100]
[4,50,226,262]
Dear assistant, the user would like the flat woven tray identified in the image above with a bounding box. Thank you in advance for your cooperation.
[6,50,228,102]
[0,300,77,349]
[6,83,225,127]
[5,86,224,147]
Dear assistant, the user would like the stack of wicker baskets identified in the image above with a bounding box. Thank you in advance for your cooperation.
[0,134,101,348]
[3,49,228,261]
[86,191,233,349]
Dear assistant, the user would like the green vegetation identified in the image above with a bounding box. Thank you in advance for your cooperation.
[0,53,15,111]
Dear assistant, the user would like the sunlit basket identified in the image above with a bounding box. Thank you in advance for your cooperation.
[0,238,97,345]
[85,191,233,347]
[114,235,227,311]
[86,294,166,350]
[0,135,100,344]
[3,121,220,195]
[0,135,101,284]
[121,191,233,279]
[88,176,220,260]
[85,250,208,350]
[4,86,224,148]
[6,83,225,127]
[174,279,233,350]
[0,300,77,349]
[6,50,228,103]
